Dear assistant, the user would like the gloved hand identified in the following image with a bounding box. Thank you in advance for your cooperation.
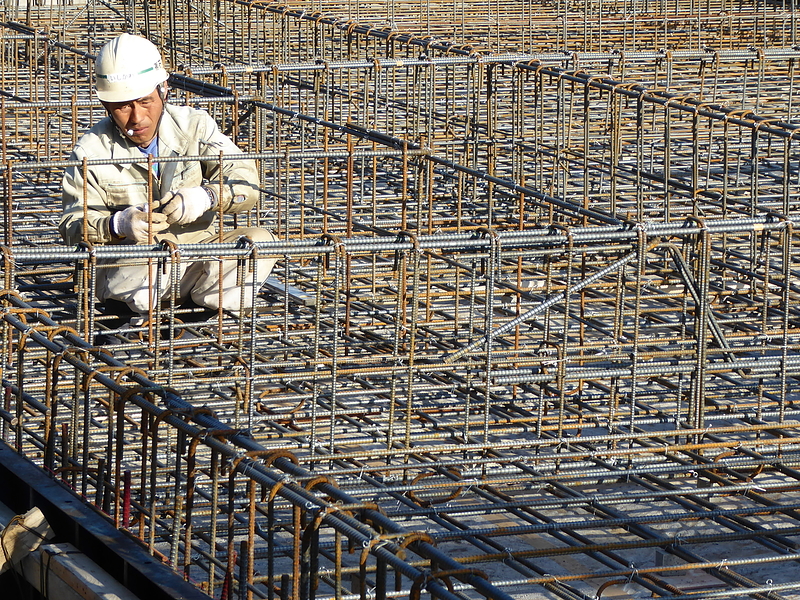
[111,205,169,243]
[160,187,213,226]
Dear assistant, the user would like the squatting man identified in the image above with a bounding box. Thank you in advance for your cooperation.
[60,33,275,325]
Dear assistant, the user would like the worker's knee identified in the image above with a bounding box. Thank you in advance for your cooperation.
[228,227,275,244]
[97,261,167,314]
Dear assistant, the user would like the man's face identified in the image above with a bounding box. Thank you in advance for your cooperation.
[103,87,164,147]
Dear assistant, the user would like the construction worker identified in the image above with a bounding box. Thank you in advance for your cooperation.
[60,33,275,324]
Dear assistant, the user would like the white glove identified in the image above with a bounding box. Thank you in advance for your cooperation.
[111,205,169,243]
[160,187,213,226]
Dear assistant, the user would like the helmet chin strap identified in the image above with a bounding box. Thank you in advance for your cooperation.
[151,84,168,139]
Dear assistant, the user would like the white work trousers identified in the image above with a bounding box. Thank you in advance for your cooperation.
[96,227,276,315]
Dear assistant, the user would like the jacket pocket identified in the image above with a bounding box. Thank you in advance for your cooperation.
[172,161,203,190]
[105,181,151,207]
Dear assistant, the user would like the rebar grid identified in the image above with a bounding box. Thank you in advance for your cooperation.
[282,0,800,53]
[8,27,800,243]
[4,219,800,598]
[9,71,800,244]
[2,1,800,599]
[10,0,800,56]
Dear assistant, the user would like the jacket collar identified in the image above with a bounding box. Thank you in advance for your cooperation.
[104,106,188,198]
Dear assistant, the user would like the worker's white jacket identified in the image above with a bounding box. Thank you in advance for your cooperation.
[60,104,259,246]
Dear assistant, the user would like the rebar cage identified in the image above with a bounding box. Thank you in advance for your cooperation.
[2,0,800,599]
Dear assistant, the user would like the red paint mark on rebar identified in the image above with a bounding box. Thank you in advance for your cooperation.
[123,470,132,527]
[220,569,232,600]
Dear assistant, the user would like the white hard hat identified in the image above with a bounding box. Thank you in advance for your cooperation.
[95,33,168,103]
